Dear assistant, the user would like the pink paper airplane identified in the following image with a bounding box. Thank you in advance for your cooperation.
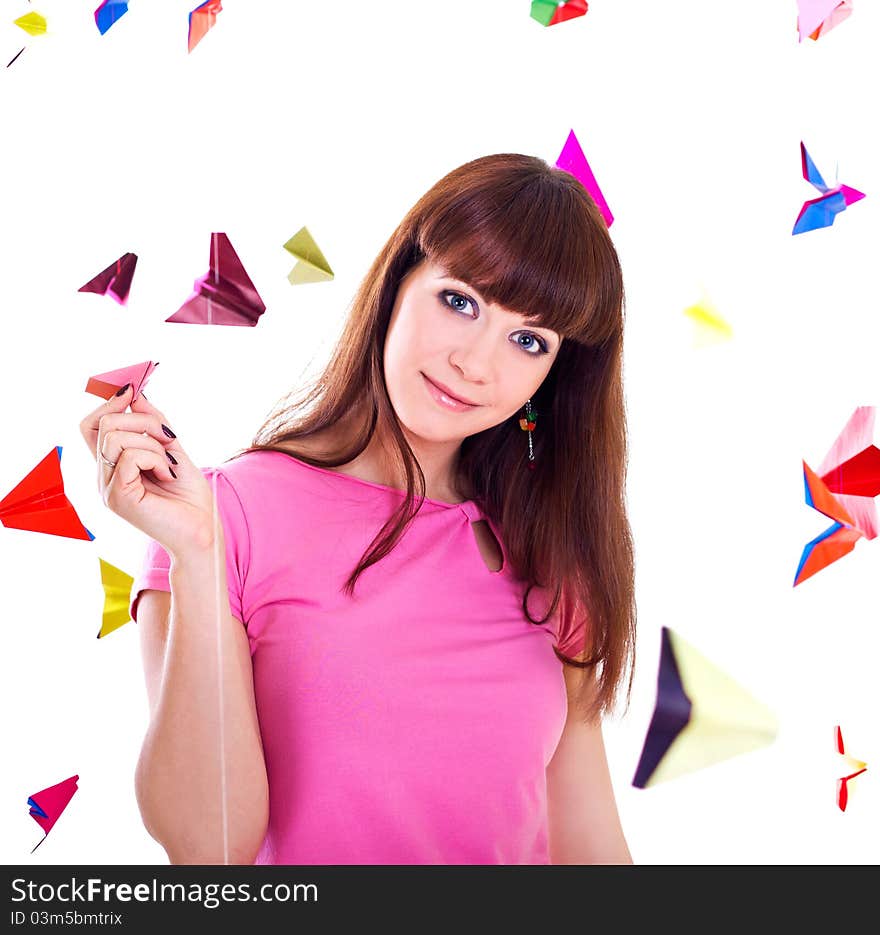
[817,406,880,539]
[797,0,853,42]
[84,361,159,402]
[166,233,266,326]
[28,775,79,853]
[555,129,613,227]
[78,252,138,305]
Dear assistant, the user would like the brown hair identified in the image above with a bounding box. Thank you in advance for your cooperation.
[228,153,636,722]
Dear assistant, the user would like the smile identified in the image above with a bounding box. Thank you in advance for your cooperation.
[420,373,480,412]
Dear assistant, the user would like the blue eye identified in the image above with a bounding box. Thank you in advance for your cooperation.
[441,290,475,315]
[439,290,550,356]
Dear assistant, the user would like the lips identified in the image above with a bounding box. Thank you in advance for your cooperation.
[421,373,480,407]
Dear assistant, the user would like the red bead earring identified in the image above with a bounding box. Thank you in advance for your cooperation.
[519,399,537,470]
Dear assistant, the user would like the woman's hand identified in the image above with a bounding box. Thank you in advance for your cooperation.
[78,384,217,558]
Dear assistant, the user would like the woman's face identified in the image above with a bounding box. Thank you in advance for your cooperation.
[383,259,562,443]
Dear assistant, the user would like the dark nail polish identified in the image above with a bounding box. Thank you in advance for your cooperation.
[169,468,177,479]
[166,451,178,465]
[114,382,131,397]
[161,424,176,439]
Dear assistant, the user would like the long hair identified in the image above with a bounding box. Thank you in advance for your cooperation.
[227,153,636,722]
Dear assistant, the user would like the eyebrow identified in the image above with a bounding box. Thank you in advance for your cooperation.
[435,272,558,336]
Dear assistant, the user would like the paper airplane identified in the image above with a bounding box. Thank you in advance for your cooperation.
[632,627,777,788]
[94,0,129,34]
[84,360,158,402]
[555,129,613,227]
[78,252,138,305]
[835,725,867,812]
[188,0,222,52]
[0,448,94,541]
[530,1,588,27]
[283,227,334,285]
[683,294,733,347]
[794,407,879,585]
[797,0,852,42]
[793,142,864,235]
[166,233,266,326]
[816,407,880,538]
[97,558,135,638]
[14,12,47,36]
[28,775,79,853]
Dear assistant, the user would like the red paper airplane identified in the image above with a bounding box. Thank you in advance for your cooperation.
[0,448,94,541]
[836,726,867,812]
[188,0,222,52]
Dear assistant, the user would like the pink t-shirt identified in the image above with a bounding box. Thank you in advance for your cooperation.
[129,449,587,864]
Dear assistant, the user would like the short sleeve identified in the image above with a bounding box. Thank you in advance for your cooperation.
[128,466,251,625]
[554,588,590,660]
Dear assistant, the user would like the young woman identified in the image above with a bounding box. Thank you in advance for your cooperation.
[79,152,637,865]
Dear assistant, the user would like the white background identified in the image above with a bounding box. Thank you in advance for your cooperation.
[1,1,877,865]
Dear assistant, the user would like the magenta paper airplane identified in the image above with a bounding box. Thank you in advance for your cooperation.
[792,142,864,235]
[84,360,159,402]
[797,1,853,42]
[555,129,613,227]
[28,774,79,853]
[78,252,138,305]
[166,233,266,326]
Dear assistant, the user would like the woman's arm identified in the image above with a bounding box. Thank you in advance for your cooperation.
[546,665,632,864]
[134,534,269,864]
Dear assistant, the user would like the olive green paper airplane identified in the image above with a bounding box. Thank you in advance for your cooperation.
[632,627,778,788]
[283,227,334,285]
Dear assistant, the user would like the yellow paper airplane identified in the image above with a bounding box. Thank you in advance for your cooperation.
[97,558,134,638]
[633,627,778,787]
[14,12,47,36]
[683,294,733,347]
[283,227,334,285]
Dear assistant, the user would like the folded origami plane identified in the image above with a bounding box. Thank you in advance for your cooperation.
[632,627,777,788]
[188,0,222,52]
[78,252,138,305]
[555,129,613,227]
[283,227,334,285]
[94,0,129,35]
[795,406,879,585]
[84,360,158,402]
[793,142,864,235]
[98,558,135,638]
[0,448,94,541]
[167,233,266,326]
[683,294,733,347]
[28,775,79,853]
[13,11,47,36]
[835,725,867,812]
[530,1,588,27]
[797,0,852,42]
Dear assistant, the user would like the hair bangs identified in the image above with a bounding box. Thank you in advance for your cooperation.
[416,168,619,345]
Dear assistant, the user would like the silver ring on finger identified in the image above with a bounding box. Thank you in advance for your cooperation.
[100,450,118,469]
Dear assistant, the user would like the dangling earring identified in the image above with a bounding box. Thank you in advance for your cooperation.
[519,398,537,470]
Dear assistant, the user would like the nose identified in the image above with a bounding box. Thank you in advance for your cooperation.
[449,331,497,386]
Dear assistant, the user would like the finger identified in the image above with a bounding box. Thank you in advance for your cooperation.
[100,430,179,476]
[105,447,177,509]
[129,394,192,465]
[80,383,134,459]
